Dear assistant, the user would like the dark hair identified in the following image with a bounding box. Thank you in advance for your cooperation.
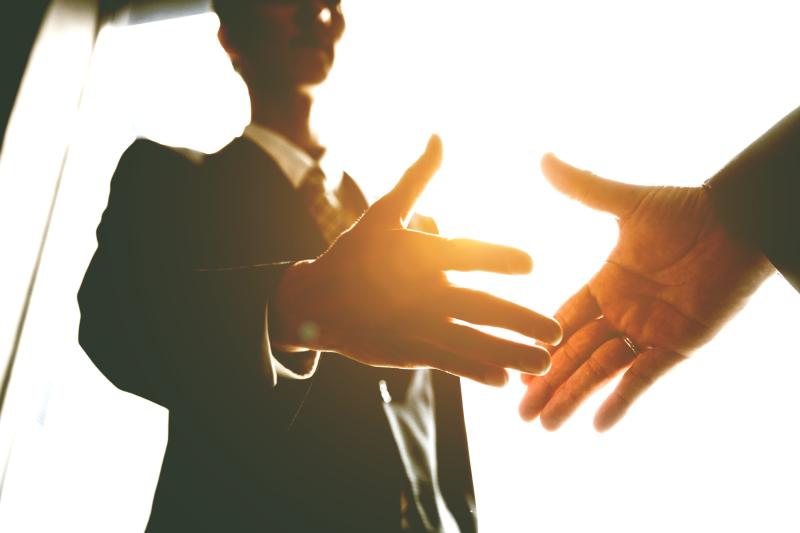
[212,0,260,73]
[212,0,252,32]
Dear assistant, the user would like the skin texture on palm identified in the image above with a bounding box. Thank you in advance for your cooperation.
[273,136,563,387]
[519,154,774,431]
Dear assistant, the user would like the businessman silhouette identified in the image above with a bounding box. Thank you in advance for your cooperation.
[79,1,560,531]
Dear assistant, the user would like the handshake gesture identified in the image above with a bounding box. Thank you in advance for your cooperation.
[275,125,787,431]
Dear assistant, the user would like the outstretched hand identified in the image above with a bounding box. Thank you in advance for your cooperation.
[273,136,562,386]
[519,154,774,430]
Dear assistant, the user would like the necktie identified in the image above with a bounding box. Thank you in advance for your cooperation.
[299,165,353,245]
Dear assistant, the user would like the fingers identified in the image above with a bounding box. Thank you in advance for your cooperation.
[433,352,509,387]
[389,339,508,387]
[435,287,562,345]
[426,321,552,376]
[594,348,685,432]
[441,238,533,274]
[371,134,443,226]
[553,285,602,346]
[539,337,637,431]
[519,318,616,421]
[519,285,601,384]
[540,153,647,218]
[519,285,602,385]
[396,231,533,274]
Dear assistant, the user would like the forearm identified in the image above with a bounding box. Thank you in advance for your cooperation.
[268,260,320,351]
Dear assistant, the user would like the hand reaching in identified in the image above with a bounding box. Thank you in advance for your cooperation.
[273,136,562,386]
[519,153,774,430]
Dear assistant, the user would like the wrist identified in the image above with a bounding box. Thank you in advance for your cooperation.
[700,182,775,284]
[270,260,320,351]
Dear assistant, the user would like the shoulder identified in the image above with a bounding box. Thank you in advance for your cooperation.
[116,139,202,177]
[102,140,207,226]
[110,139,204,198]
[203,137,292,197]
[204,136,282,174]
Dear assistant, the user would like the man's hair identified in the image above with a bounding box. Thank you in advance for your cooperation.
[211,0,257,44]
[212,0,259,73]
[211,0,242,24]
[212,0,251,33]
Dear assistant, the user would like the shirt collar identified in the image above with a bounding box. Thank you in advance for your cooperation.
[243,123,317,189]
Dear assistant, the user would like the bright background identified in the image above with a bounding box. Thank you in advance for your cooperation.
[1,1,800,531]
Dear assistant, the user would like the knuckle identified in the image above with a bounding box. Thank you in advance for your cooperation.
[608,388,633,412]
[558,342,582,367]
[530,376,555,401]
[625,364,655,389]
[583,356,610,382]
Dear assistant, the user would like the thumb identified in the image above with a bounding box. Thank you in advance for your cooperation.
[541,153,646,218]
[370,134,443,226]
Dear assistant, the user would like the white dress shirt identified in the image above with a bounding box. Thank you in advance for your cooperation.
[243,123,342,198]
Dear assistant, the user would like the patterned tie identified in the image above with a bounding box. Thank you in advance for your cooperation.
[299,165,354,245]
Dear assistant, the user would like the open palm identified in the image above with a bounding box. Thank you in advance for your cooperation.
[520,154,773,431]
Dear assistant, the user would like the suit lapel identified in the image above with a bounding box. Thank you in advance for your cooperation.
[336,172,370,223]
[200,137,328,265]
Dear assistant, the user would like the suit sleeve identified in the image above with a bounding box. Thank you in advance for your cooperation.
[78,140,297,417]
[705,106,800,291]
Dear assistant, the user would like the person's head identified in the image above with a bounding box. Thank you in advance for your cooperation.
[213,0,345,93]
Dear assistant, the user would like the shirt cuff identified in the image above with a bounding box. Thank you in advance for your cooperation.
[273,350,321,380]
[262,298,321,385]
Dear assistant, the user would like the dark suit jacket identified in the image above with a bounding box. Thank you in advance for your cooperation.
[706,106,800,291]
[78,137,477,532]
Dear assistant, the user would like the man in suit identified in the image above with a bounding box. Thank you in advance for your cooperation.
[79,0,561,531]
[519,106,800,432]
